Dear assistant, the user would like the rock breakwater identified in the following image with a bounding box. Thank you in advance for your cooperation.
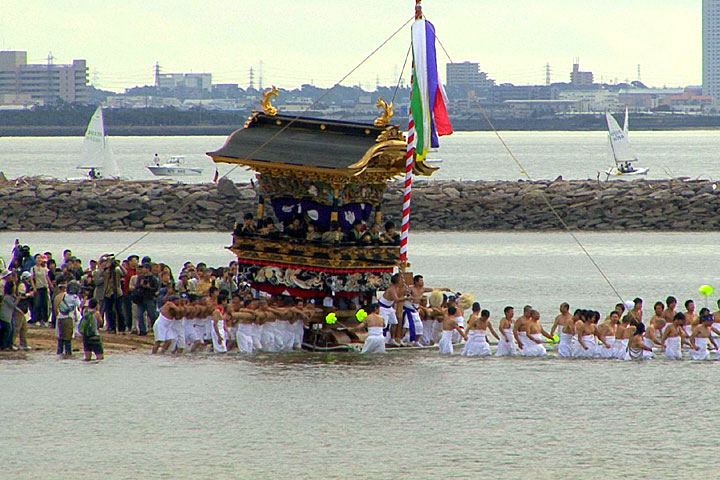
[0,177,718,232]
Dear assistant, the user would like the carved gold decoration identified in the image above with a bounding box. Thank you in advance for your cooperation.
[261,86,279,116]
[229,237,400,270]
[374,98,394,127]
[376,125,404,143]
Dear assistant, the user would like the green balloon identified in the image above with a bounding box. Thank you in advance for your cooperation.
[699,285,715,297]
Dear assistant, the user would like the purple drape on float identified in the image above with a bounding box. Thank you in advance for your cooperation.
[270,198,373,231]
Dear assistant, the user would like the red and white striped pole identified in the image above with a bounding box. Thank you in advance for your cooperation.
[400,0,422,265]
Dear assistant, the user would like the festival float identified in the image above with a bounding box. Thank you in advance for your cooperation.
[207,1,453,351]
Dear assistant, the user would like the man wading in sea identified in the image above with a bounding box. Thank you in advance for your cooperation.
[79,298,104,361]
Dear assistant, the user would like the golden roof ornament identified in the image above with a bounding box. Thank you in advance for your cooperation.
[374,97,394,127]
[261,86,279,116]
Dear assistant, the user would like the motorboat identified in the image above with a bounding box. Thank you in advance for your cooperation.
[147,156,203,176]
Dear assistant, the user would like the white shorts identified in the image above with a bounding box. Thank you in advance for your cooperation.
[379,305,398,327]
[153,315,176,342]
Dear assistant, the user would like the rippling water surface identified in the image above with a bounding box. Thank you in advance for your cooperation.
[2,231,720,479]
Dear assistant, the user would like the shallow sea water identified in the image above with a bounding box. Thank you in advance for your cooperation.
[2,231,720,479]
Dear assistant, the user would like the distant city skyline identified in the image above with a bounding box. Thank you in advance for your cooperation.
[1,0,702,92]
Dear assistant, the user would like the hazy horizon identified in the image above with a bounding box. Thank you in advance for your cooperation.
[1,0,702,92]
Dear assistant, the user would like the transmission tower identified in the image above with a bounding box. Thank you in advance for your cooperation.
[258,60,264,90]
[545,63,551,86]
[249,67,255,90]
[637,64,641,82]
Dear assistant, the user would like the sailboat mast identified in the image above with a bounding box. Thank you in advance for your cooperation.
[606,113,621,168]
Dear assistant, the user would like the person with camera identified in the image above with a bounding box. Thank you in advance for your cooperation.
[101,254,127,334]
[30,255,52,328]
[131,263,159,335]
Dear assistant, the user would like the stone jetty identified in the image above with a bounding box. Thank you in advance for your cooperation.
[0,176,718,232]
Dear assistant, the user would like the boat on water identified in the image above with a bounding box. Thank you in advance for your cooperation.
[604,109,649,178]
[73,106,120,180]
[205,3,452,352]
[147,155,203,176]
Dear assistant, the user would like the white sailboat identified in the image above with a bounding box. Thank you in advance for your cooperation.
[75,106,119,180]
[604,111,648,178]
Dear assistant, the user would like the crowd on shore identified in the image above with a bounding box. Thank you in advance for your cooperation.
[2,237,720,362]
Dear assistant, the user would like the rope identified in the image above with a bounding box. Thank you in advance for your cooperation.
[114,232,152,258]
[432,33,627,305]
[219,16,415,181]
[391,44,412,105]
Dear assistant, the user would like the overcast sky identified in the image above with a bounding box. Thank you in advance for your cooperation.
[0,0,702,92]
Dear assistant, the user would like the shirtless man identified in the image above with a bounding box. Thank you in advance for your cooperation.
[552,303,575,358]
[210,291,229,353]
[575,311,605,358]
[513,305,533,351]
[685,300,698,326]
[629,297,643,323]
[662,296,677,325]
[550,302,572,337]
[438,306,467,355]
[355,304,386,354]
[152,301,178,354]
[690,315,717,361]
[661,312,688,360]
[642,320,663,359]
[521,310,553,357]
[649,301,666,337]
[406,275,450,347]
[379,274,403,346]
[596,313,617,358]
[613,314,635,359]
[495,306,515,357]
[231,299,258,353]
[462,305,499,357]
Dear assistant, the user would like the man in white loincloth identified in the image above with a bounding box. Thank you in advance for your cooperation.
[438,306,467,355]
[405,275,451,347]
[379,274,403,346]
[353,304,386,354]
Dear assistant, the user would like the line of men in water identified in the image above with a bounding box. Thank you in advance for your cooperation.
[149,290,326,355]
[365,276,720,360]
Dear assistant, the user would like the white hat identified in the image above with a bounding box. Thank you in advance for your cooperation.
[0,269,12,279]
[21,271,31,280]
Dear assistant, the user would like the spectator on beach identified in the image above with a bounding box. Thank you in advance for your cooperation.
[133,263,159,335]
[217,268,237,296]
[177,272,198,300]
[122,255,139,333]
[30,255,51,327]
[79,298,104,361]
[101,255,127,334]
[56,281,82,358]
[0,280,18,350]
[60,249,73,270]
[14,272,33,350]
[196,268,212,298]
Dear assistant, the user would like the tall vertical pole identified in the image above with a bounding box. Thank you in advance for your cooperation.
[400,0,422,266]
